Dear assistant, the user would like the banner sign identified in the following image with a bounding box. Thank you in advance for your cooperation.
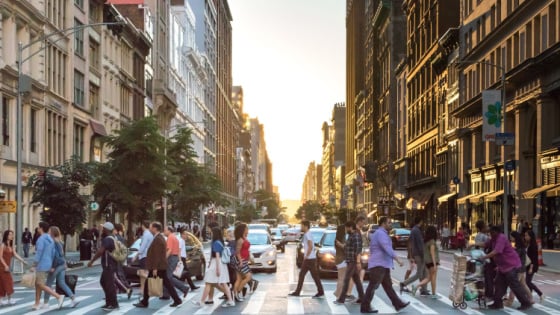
[482,90,502,142]
[0,201,16,213]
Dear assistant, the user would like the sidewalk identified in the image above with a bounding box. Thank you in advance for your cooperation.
[440,248,560,274]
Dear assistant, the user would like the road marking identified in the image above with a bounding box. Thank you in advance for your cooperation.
[153,292,197,315]
[400,294,438,314]
[533,303,560,315]
[0,301,37,313]
[242,290,266,314]
[66,300,106,315]
[287,296,305,314]
[324,290,349,315]
[545,297,560,307]
[502,307,526,315]
[436,294,484,315]
[25,296,90,315]
[372,295,396,314]
[194,295,222,315]
[76,279,99,288]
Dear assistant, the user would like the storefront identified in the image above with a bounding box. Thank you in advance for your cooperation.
[437,192,457,231]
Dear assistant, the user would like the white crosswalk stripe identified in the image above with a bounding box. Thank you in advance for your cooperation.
[372,295,396,314]
[400,294,439,314]
[241,290,266,314]
[287,296,305,314]
[25,296,90,315]
[534,303,560,315]
[436,293,484,315]
[324,290,349,315]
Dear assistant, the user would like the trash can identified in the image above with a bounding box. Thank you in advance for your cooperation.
[79,240,92,261]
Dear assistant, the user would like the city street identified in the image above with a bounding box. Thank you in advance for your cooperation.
[3,244,560,315]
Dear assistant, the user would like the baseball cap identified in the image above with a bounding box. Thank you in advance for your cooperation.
[102,222,114,231]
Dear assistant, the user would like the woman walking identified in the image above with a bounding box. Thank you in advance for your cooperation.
[456,226,466,254]
[525,230,544,302]
[192,227,234,308]
[0,230,27,305]
[505,231,533,306]
[412,225,440,299]
[233,224,253,302]
[333,224,355,300]
[43,226,79,309]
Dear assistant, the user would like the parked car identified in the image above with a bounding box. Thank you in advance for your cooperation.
[296,228,326,268]
[270,228,286,253]
[390,228,411,249]
[283,227,302,243]
[248,223,271,235]
[123,231,206,284]
[315,230,337,276]
[247,230,277,273]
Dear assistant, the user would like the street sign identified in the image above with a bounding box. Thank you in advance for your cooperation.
[90,202,99,211]
[505,160,516,172]
[0,201,17,213]
[495,132,515,146]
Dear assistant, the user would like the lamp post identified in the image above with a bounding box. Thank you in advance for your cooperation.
[15,21,124,254]
[454,60,508,236]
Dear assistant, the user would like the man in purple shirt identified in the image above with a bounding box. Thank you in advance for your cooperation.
[360,217,410,314]
[481,225,532,310]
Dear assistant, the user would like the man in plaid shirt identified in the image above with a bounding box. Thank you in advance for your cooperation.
[335,219,365,304]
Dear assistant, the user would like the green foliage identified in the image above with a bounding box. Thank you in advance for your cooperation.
[295,201,324,222]
[27,157,93,250]
[253,189,283,220]
[93,117,167,224]
[236,202,257,223]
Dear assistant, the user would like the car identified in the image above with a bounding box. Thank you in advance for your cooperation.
[247,230,277,273]
[390,228,411,249]
[123,231,206,284]
[270,228,286,253]
[283,227,302,243]
[277,224,290,231]
[315,230,337,276]
[296,228,326,268]
[248,223,271,235]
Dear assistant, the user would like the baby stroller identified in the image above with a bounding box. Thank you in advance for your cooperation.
[449,250,488,309]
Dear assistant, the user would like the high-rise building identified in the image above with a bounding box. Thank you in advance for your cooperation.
[321,103,346,206]
[301,162,322,202]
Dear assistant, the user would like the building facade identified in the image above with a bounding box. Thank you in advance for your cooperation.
[321,103,346,206]
[301,161,322,203]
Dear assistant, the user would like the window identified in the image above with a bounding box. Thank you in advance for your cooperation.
[30,108,36,153]
[74,19,84,56]
[2,97,9,146]
[46,111,67,166]
[120,87,131,118]
[89,1,100,23]
[89,84,99,116]
[89,41,99,70]
[74,0,83,9]
[47,0,66,28]
[74,70,85,107]
[73,124,85,161]
[47,45,67,96]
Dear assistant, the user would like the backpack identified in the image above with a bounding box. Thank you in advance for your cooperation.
[52,242,65,268]
[108,236,127,263]
[219,241,231,264]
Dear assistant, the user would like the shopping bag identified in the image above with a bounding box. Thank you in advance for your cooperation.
[21,271,36,288]
[56,274,78,296]
[173,261,184,278]
[148,277,163,297]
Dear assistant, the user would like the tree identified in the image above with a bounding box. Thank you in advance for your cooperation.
[166,128,228,224]
[252,189,282,220]
[93,117,167,240]
[236,202,257,223]
[27,157,93,252]
[295,201,323,222]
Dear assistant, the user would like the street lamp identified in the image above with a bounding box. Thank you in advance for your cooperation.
[454,59,508,236]
[15,21,124,254]
[162,120,205,227]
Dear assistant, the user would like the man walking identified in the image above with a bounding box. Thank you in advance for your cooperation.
[136,221,153,294]
[88,222,119,311]
[334,220,365,305]
[361,217,410,313]
[441,224,450,250]
[134,222,182,308]
[288,220,324,298]
[400,217,429,295]
[480,225,532,310]
[161,226,189,300]
[22,227,32,258]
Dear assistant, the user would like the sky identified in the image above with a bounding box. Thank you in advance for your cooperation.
[229,0,346,201]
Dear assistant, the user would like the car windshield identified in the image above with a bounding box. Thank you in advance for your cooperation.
[249,225,268,230]
[248,233,270,245]
[322,233,336,247]
[394,229,410,235]
[310,230,325,243]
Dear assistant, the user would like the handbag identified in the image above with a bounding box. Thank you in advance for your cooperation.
[148,277,163,297]
[56,274,78,296]
[173,261,184,278]
[21,271,36,288]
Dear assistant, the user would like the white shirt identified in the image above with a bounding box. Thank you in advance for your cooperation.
[302,231,316,260]
[179,237,187,259]
[442,227,450,238]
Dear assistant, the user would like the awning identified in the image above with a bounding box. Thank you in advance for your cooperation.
[406,192,432,210]
[457,194,477,205]
[485,190,504,202]
[394,192,405,201]
[469,192,491,204]
[90,119,107,137]
[522,184,560,199]
[367,209,378,217]
[547,186,560,197]
[438,192,457,203]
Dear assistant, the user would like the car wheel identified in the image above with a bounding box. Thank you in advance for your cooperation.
[196,260,205,280]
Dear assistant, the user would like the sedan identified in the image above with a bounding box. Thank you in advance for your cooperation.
[270,228,286,253]
[283,227,302,243]
[296,228,326,268]
[316,230,337,276]
[123,231,206,283]
[390,228,411,249]
[248,230,277,273]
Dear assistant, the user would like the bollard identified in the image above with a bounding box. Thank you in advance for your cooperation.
[537,238,545,266]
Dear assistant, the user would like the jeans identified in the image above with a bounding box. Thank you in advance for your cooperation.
[101,267,118,308]
[23,243,30,258]
[493,269,532,307]
[525,271,543,296]
[44,264,72,303]
[141,270,181,305]
[337,262,364,302]
[162,255,188,298]
[293,259,324,295]
[402,255,427,291]
[362,267,406,311]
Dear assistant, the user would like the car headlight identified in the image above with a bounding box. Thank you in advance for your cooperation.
[266,249,276,257]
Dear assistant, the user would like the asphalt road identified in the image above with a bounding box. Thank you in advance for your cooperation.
[3,244,560,314]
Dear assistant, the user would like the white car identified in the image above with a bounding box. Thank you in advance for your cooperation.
[247,230,277,273]
[283,227,302,243]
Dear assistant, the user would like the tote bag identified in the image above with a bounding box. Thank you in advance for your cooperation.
[148,277,163,297]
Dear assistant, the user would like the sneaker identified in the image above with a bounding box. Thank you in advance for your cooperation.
[222,300,235,307]
[102,305,119,312]
[0,299,8,306]
[40,303,50,309]
[411,285,418,296]
[192,301,202,307]
[70,299,80,308]
[57,296,65,309]
[333,300,345,305]
[133,302,148,308]
[431,294,441,299]
[170,302,181,307]
[31,304,41,310]
[312,293,324,299]
[236,292,245,301]
[8,299,16,306]
[288,292,300,297]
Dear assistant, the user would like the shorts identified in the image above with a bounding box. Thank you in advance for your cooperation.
[237,260,251,275]
[139,257,147,269]
[426,262,440,269]
[35,271,48,285]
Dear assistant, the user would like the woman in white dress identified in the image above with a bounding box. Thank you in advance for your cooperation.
[193,227,235,307]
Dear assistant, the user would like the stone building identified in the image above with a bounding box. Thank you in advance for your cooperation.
[321,103,346,206]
